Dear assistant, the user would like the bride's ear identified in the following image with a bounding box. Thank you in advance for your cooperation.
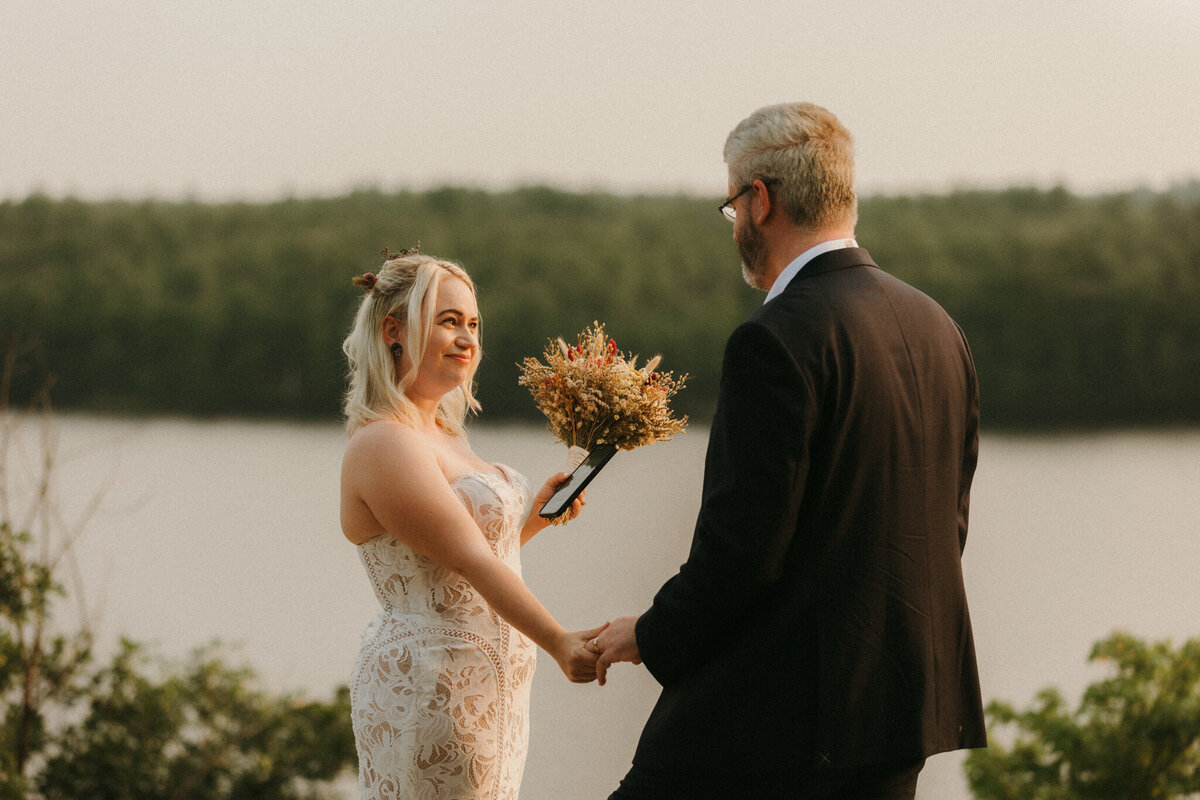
[381,315,405,347]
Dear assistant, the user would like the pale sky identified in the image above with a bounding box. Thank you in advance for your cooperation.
[3,1,1198,202]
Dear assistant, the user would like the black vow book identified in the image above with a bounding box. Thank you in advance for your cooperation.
[538,444,617,519]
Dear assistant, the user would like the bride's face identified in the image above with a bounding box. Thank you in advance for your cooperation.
[406,276,480,399]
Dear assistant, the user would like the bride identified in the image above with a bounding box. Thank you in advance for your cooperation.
[339,250,605,799]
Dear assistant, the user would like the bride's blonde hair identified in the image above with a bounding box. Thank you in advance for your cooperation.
[341,252,481,437]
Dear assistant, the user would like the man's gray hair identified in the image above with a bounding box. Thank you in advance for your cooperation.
[723,102,857,231]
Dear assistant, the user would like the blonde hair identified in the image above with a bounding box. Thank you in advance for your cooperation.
[723,102,857,231]
[341,253,481,436]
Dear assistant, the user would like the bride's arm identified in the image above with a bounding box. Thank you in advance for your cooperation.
[344,423,601,682]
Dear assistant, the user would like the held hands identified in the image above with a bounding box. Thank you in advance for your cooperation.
[552,623,610,683]
[553,616,642,685]
[590,615,642,686]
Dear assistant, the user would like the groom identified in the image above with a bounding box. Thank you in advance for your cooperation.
[590,102,986,799]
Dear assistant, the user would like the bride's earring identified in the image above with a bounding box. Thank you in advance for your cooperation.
[391,342,403,358]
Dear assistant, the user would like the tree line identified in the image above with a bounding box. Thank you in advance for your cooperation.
[2,183,1198,428]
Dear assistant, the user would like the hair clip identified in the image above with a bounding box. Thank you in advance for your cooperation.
[380,243,421,261]
[352,272,378,293]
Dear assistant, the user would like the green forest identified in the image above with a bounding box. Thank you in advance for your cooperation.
[2,184,1198,429]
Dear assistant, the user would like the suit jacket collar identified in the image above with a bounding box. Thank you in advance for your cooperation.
[798,246,876,278]
[770,247,878,297]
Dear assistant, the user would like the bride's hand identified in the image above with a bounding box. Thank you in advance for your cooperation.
[531,472,586,523]
[521,473,587,543]
[552,622,609,683]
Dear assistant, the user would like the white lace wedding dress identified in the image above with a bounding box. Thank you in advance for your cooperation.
[349,465,536,800]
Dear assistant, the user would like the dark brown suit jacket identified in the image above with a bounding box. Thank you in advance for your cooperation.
[633,248,985,782]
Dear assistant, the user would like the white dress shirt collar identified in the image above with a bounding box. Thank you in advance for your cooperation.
[763,238,858,304]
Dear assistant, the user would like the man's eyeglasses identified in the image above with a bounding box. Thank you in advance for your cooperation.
[718,179,778,222]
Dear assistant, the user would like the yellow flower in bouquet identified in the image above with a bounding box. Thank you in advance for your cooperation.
[517,322,688,452]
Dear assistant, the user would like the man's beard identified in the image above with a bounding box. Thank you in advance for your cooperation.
[737,217,770,290]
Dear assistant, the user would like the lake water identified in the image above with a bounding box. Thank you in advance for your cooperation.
[13,416,1200,799]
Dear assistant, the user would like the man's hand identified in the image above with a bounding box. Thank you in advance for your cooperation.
[553,622,609,683]
[592,615,642,686]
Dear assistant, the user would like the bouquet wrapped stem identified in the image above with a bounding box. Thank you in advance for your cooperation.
[563,445,591,472]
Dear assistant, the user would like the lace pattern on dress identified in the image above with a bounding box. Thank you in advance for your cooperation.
[349,466,535,800]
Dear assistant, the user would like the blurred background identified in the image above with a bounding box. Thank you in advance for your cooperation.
[3,2,1199,799]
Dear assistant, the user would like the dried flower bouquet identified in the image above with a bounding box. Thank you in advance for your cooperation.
[517,322,688,457]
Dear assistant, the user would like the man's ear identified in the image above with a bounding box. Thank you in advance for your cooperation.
[750,179,773,226]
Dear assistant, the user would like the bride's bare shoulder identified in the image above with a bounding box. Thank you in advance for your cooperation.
[345,419,427,465]
[349,418,417,443]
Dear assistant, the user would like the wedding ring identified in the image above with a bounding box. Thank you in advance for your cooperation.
[589,639,601,653]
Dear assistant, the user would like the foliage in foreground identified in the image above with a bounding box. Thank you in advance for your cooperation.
[37,640,354,800]
[0,524,93,799]
[0,521,356,800]
[1,341,357,799]
[965,632,1200,800]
